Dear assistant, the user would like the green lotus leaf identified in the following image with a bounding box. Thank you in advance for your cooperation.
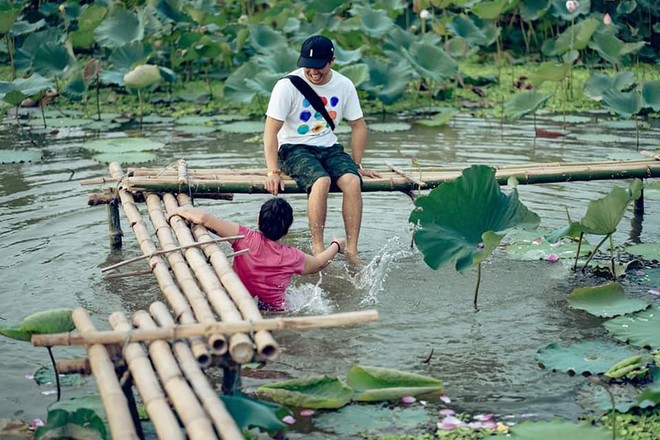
[402,41,457,84]
[625,243,660,261]
[245,72,281,99]
[528,62,570,87]
[470,0,512,20]
[369,122,411,132]
[637,368,660,407]
[216,120,265,134]
[362,58,412,105]
[0,74,55,105]
[444,37,471,58]
[223,61,259,104]
[601,88,643,119]
[346,365,443,402]
[257,375,353,409]
[383,26,416,54]
[589,30,627,66]
[34,365,84,387]
[247,24,286,55]
[28,117,93,128]
[583,71,636,101]
[642,80,660,111]
[510,419,612,439]
[62,72,87,101]
[84,137,165,153]
[536,341,644,375]
[604,307,660,349]
[446,14,489,46]
[334,44,362,65]
[123,64,161,89]
[94,8,144,49]
[568,281,649,318]
[0,325,31,342]
[314,405,430,437]
[78,4,107,31]
[578,184,637,235]
[503,90,552,120]
[354,5,395,37]
[0,2,23,34]
[19,309,75,335]
[175,115,215,125]
[338,64,369,88]
[414,108,457,127]
[544,221,583,243]
[108,42,147,72]
[577,382,644,414]
[554,17,599,54]
[35,395,108,440]
[220,391,289,432]
[520,0,551,21]
[254,50,298,75]
[410,165,540,272]
[505,228,592,261]
[616,0,637,14]
[174,125,217,135]
[550,0,590,20]
[0,149,42,164]
[157,66,176,83]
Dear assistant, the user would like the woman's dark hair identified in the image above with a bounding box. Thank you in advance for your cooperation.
[258,198,294,241]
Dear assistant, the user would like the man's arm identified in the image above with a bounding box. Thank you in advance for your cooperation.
[347,117,381,178]
[302,238,346,274]
[264,116,285,195]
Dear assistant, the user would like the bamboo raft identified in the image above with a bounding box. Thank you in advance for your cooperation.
[34,154,659,439]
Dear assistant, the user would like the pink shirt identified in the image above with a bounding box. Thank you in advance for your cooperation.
[232,225,306,309]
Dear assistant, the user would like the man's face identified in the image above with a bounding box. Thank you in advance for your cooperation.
[304,59,334,85]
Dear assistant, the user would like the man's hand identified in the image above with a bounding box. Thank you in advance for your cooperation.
[264,174,285,195]
[358,167,382,179]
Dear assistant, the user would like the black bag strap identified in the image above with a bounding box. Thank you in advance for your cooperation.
[285,75,335,131]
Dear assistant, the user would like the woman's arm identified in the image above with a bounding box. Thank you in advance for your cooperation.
[170,207,240,239]
[302,238,346,274]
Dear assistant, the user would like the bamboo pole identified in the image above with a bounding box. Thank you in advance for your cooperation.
[177,193,279,360]
[145,193,227,355]
[71,308,139,440]
[133,311,218,440]
[177,159,188,186]
[163,193,255,364]
[56,358,91,375]
[150,302,244,440]
[32,309,380,347]
[107,198,123,248]
[109,312,184,440]
[109,163,211,366]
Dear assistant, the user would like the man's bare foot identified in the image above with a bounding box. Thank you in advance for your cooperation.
[345,251,365,266]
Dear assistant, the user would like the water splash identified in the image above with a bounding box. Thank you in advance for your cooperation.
[286,271,336,315]
[347,236,414,306]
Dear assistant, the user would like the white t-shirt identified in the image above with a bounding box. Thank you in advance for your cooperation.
[265,68,363,147]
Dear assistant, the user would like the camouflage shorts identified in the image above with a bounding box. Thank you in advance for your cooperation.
[278,143,361,193]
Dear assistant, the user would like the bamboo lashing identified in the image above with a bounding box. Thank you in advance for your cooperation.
[145,193,227,355]
[133,310,218,440]
[32,309,380,347]
[109,163,211,366]
[71,308,139,440]
[109,312,184,440]
[177,193,279,360]
[150,302,244,440]
[386,161,426,187]
[163,193,255,363]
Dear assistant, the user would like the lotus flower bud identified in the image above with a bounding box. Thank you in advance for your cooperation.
[58,4,65,13]
[565,1,579,13]
[238,14,249,25]
[420,9,431,20]
[603,13,612,25]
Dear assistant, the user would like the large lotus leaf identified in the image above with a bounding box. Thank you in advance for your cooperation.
[254,49,298,75]
[32,41,72,77]
[550,0,591,20]
[362,57,412,105]
[334,44,362,65]
[510,419,610,439]
[0,149,42,164]
[383,26,416,54]
[223,61,259,104]
[0,2,23,34]
[536,341,644,375]
[62,72,87,101]
[0,325,31,342]
[528,62,570,87]
[353,4,395,37]
[346,365,443,402]
[553,18,600,54]
[577,382,644,414]
[578,185,636,235]
[446,14,489,46]
[402,41,457,85]
[256,375,353,409]
[583,71,636,101]
[642,80,660,111]
[601,88,643,119]
[35,395,108,440]
[247,24,286,55]
[604,307,660,349]
[338,64,369,88]
[20,309,74,335]
[568,281,649,318]
[0,74,55,105]
[505,228,593,261]
[520,0,551,21]
[108,42,146,72]
[625,243,660,261]
[470,0,513,19]
[83,138,165,153]
[34,365,84,387]
[369,122,411,132]
[123,64,161,89]
[503,90,552,120]
[589,30,623,66]
[414,108,457,127]
[94,8,144,49]
[314,405,430,437]
[245,71,281,99]
[216,121,264,134]
[78,4,107,31]
[220,391,289,432]
[544,221,584,243]
[637,368,660,407]
[410,165,540,272]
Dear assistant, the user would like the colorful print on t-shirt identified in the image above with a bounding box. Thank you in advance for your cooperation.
[296,95,339,135]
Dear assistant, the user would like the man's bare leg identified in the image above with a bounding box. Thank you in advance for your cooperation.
[309,177,331,255]
[336,173,362,259]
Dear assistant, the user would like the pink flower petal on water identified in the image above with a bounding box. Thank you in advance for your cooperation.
[401,396,416,404]
[439,408,455,416]
[635,270,645,276]
[546,253,559,262]
[282,415,296,424]
[439,395,451,403]
[648,289,660,296]
[468,421,484,429]
[481,421,497,429]
[419,400,427,406]
[532,237,542,245]
[437,416,466,430]
[474,413,494,421]
[28,419,45,431]
[520,412,536,418]
[299,409,315,416]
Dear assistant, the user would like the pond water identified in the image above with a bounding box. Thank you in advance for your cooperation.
[1,110,659,436]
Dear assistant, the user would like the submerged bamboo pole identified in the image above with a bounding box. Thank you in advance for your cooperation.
[177,193,279,360]
[109,312,184,440]
[150,302,243,440]
[71,308,139,440]
[32,310,380,347]
[146,193,227,355]
[109,162,211,366]
[133,311,218,440]
[163,193,254,364]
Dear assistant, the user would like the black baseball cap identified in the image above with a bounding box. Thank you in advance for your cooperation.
[297,35,334,69]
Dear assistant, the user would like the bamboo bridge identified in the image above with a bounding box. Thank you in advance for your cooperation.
[31,153,660,439]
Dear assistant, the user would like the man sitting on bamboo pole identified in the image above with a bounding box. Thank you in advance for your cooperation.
[172,198,345,311]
